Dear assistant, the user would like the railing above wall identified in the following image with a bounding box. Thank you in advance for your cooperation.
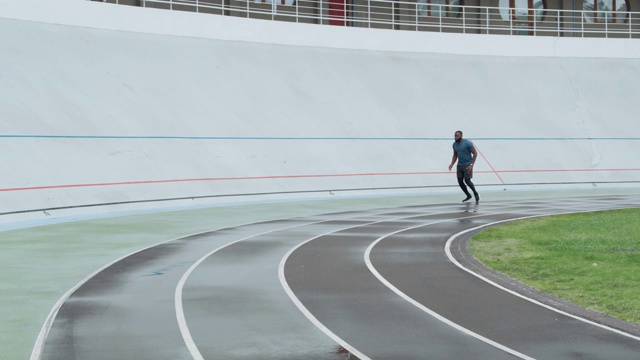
[92,0,640,38]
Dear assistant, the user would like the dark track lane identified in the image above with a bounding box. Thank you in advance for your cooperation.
[180,205,481,360]
[284,198,640,359]
[39,196,640,360]
[39,205,458,360]
[39,218,321,360]
[182,220,370,360]
[284,207,526,360]
[368,197,640,359]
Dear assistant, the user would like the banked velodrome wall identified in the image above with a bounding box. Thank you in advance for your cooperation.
[1,0,639,222]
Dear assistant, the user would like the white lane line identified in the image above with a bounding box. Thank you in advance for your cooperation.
[279,233,372,360]
[176,219,334,360]
[179,207,456,360]
[28,201,551,360]
[32,213,333,360]
[277,209,497,360]
[32,213,356,360]
[364,212,537,360]
[444,206,640,342]
[29,228,221,360]
[30,202,456,360]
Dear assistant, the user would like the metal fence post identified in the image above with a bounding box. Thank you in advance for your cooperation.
[368,0,370,28]
[462,6,466,33]
[533,8,536,36]
[510,7,513,35]
[415,1,418,31]
[486,7,489,34]
[392,0,395,30]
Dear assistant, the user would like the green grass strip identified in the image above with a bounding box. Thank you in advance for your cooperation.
[469,208,640,325]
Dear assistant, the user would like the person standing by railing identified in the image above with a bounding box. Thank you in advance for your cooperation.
[448,130,479,204]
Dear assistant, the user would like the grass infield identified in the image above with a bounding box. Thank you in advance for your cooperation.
[469,208,640,326]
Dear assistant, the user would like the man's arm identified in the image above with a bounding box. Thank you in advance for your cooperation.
[468,147,477,173]
[448,150,458,171]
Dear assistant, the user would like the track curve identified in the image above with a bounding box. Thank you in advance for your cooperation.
[36,195,640,360]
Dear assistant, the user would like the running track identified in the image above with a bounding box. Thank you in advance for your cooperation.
[34,195,640,359]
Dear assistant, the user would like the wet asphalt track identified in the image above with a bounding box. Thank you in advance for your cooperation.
[38,195,640,359]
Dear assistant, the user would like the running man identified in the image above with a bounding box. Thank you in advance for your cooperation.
[448,130,480,203]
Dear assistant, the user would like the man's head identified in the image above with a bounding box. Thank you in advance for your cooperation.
[454,130,463,142]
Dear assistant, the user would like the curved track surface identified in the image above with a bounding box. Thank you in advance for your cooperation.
[38,195,640,359]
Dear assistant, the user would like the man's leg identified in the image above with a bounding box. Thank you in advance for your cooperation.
[464,177,480,203]
[457,176,472,202]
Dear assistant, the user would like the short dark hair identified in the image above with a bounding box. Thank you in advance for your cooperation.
[455,130,463,136]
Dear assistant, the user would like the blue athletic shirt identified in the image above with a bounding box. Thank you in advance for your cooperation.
[452,139,474,166]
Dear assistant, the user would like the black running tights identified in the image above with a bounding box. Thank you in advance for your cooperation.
[457,177,477,196]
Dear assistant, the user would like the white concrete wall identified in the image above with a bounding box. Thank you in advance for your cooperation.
[1,0,639,222]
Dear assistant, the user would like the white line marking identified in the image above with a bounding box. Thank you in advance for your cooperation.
[30,210,364,360]
[33,199,630,360]
[28,201,554,360]
[176,207,457,359]
[30,202,457,360]
[29,228,217,360]
[279,231,374,360]
[276,208,513,360]
[364,212,537,360]
[175,220,328,360]
[444,206,640,343]
[275,200,638,360]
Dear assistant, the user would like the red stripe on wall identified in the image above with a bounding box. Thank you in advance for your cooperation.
[1,168,639,193]
[0,171,445,192]
[498,168,640,173]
